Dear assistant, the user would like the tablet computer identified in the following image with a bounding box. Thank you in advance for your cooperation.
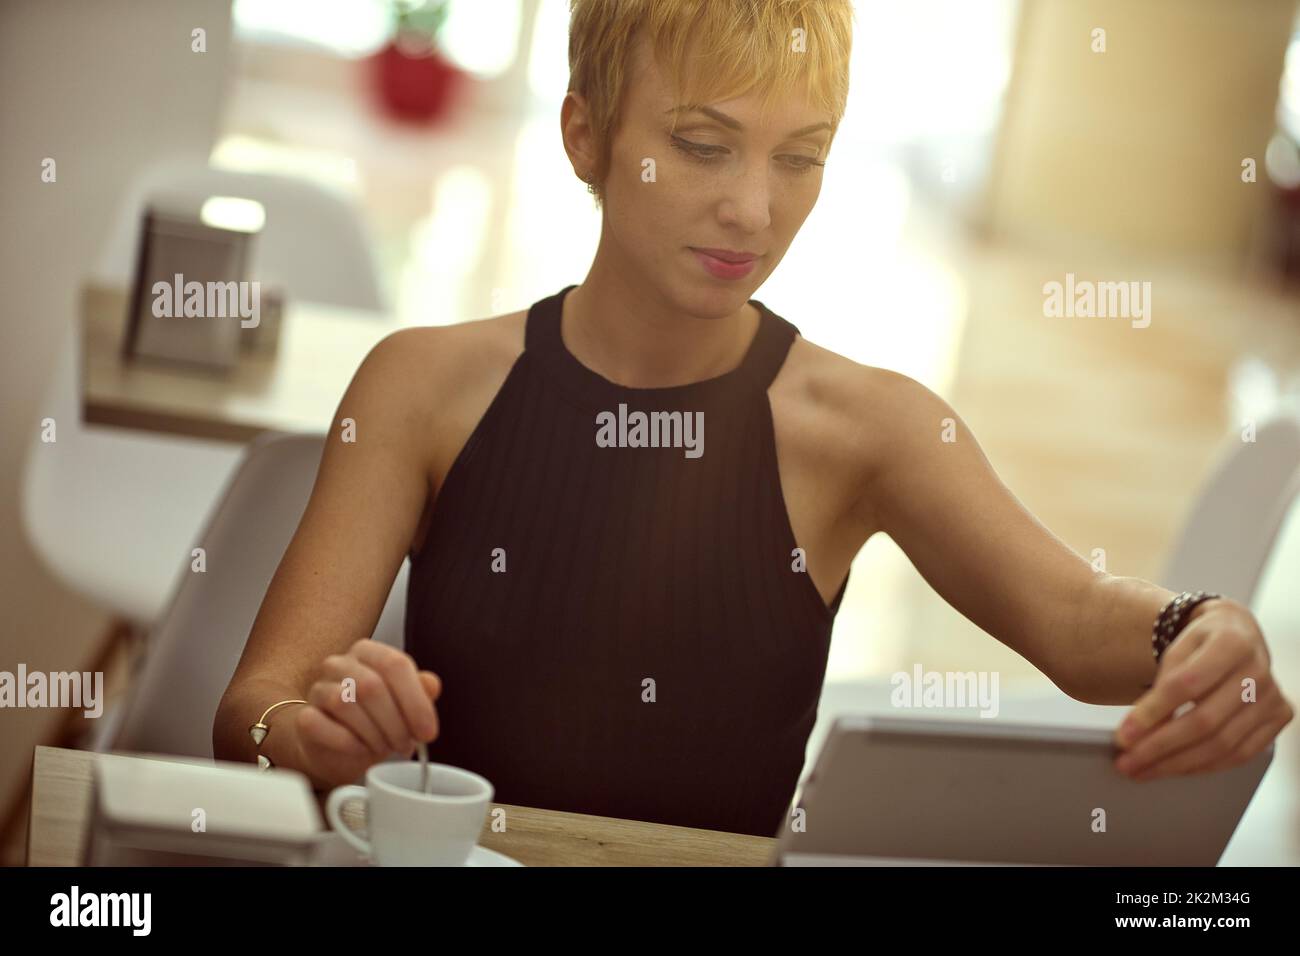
[773,714,1273,865]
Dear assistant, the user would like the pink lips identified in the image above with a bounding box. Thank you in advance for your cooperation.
[690,247,759,279]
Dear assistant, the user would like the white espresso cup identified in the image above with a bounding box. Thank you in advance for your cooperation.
[325,761,493,866]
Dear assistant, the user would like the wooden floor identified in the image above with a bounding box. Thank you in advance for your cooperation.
[848,224,1300,684]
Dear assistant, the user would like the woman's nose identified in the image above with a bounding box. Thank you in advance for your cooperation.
[716,167,773,233]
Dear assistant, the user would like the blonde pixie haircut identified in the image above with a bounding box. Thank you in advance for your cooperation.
[567,0,855,205]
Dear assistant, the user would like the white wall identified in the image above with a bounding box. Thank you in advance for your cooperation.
[0,0,233,862]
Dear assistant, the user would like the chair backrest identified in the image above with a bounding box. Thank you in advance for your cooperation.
[102,431,409,759]
[1161,414,1300,606]
[92,161,387,312]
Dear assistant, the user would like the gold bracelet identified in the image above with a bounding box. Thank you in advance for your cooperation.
[249,699,307,770]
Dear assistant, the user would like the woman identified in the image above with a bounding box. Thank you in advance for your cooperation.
[214,0,1293,838]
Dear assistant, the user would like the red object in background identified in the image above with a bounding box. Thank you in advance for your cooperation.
[371,33,462,124]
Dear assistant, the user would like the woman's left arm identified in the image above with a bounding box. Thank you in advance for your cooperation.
[856,369,1293,779]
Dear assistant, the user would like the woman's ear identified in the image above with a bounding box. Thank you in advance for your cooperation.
[561,90,600,190]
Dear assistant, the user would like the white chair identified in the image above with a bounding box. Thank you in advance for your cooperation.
[92,160,388,312]
[10,0,234,630]
[95,432,409,759]
[1160,414,1300,606]
[21,163,388,629]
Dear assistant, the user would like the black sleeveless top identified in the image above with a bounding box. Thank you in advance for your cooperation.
[404,284,849,837]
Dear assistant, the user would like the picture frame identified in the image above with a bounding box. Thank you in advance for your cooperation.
[122,208,255,372]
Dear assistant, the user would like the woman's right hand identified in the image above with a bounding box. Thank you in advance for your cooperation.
[291,639,442,788]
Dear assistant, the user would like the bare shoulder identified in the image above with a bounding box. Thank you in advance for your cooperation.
[354,309,528,485]
[363,311,525,393]
[772,331,950,522]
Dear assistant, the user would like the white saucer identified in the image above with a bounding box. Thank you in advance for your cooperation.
[462,845,524,867]
[307,832,523,866]
[360,844,523,867]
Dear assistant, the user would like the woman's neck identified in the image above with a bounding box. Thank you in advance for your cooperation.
[561,266,760,389]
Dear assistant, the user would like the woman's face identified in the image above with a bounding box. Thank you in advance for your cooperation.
[570,35,835,316]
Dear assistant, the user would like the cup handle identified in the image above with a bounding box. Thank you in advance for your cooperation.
[325,785,371,857]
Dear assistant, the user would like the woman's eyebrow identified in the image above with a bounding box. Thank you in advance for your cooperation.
[665,104,831,139]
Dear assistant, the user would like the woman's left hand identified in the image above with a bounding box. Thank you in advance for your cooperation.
[1113,597,1294,780]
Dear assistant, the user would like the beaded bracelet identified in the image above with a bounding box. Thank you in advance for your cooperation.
[1152,590,1222,663]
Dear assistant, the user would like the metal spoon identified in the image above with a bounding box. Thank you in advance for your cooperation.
[417,741,431,794]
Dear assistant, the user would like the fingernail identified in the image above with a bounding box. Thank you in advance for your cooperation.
[1115,756,1134,774]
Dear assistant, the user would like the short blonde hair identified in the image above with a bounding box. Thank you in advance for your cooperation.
[567,0,854,205]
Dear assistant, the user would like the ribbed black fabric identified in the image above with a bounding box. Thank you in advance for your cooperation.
[404,284,849,837]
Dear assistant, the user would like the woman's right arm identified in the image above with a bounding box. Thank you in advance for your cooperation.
[213,328,445,790]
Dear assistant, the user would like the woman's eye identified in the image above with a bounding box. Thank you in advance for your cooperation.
[670,136,726,162]
[669,136,826,175]
[779,155,826,174]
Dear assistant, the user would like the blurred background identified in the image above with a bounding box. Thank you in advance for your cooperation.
[5,0,1300,865]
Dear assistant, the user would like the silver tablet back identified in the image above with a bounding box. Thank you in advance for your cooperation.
[774,714,1273,865]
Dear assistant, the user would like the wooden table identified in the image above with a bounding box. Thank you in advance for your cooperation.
[81,282,407,443]
[27,746,777,867]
